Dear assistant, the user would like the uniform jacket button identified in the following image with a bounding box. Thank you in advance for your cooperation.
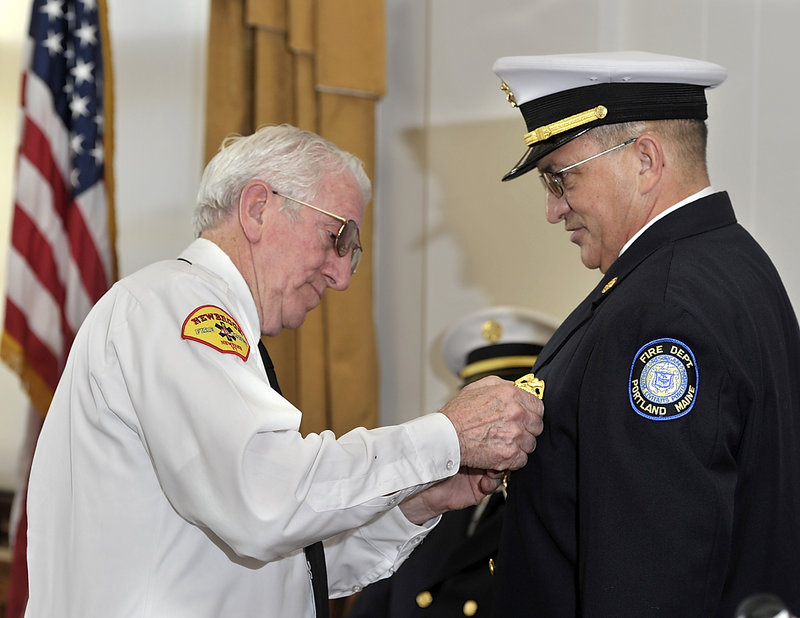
[416,591,433,608]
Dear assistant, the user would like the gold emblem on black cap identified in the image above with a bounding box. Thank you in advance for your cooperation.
[481,319,503,344]
[524,105,608,146]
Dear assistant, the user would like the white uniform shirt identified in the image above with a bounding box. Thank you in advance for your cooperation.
[25,238,460,617]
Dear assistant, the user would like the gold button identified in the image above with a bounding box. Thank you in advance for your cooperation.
[416,591,433,608]
[463,600,478,616]
[488,558,495,576]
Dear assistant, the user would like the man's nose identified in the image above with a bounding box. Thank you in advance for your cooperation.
[545,191,570,224]
[324,252,353,291]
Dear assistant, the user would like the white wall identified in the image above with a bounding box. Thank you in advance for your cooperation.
[2,0,799,488]
[109,0,207,276]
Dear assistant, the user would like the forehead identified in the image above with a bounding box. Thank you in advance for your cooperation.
[317,170,365,221]
[537,134,592,171]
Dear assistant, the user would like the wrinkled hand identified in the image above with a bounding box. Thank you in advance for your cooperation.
[399,468,503,525]
[439,375,544,472]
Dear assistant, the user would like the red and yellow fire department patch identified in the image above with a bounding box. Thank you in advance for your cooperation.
[181,305,250,361]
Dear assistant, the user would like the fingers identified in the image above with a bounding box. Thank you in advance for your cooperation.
[514,384,545,437]
[478,472,504,495]
[441,377,544,471]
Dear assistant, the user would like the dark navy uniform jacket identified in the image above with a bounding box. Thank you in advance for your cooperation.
[493,192,800,617]
[347,492,505,617]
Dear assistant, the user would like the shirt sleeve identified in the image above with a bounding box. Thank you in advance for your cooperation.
[99,277,461,564]
[324,505,442,598]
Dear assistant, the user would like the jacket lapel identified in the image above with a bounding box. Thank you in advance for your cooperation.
[532,191,736,373]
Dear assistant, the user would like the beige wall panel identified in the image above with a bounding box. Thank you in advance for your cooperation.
[420,119,600,400]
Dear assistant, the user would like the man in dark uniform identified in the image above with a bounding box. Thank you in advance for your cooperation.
[490,51,800,617]
[346,307,557,617]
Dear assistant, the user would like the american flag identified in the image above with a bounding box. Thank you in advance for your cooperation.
[1,0,116,615]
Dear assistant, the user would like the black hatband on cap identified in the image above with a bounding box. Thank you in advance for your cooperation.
[503,82,709,181]
[461,342,544,383]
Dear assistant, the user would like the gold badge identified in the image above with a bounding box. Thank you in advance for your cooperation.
[514,373,545,399]
[181,305,250,361]
[505,373,546,490]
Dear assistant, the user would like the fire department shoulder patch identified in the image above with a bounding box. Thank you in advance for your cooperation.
[628,338,698,421]
[181,305,250,361]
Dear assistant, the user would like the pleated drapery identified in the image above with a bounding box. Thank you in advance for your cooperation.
[204,0,384,437]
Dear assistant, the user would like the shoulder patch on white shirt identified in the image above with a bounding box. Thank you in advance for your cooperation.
[181,305,250,361]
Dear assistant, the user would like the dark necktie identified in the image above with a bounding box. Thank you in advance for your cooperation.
[258,341,329,618]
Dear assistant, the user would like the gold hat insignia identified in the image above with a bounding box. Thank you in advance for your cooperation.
[499,81,517,108]
[481,319,503,344]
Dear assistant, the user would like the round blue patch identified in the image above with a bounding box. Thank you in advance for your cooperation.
[628,338,698,421]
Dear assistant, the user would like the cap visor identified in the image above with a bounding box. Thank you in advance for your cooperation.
[501,127,591,181]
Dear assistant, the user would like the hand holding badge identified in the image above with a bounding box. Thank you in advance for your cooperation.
[500,373,545,490]
[490,373,546,578]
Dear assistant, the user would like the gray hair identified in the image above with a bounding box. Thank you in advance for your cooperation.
[193,124,372,237]
[588,118,709,180]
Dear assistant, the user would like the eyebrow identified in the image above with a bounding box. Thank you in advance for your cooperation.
[537,155,564,174]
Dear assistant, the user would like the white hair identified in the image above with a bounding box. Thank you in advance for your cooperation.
[193,124,372,236]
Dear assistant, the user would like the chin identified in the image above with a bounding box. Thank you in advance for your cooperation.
[286,314,308,330]
[579,252,602,271]
[289,304,319,329]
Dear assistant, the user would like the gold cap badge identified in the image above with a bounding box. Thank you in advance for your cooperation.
[481,319,503,344]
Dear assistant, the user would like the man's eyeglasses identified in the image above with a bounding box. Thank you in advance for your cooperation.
[272,190,363,274]
[539,137,639,198]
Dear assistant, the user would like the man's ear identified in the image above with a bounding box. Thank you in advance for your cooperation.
[238,180,271,242]
[635,134,664,194]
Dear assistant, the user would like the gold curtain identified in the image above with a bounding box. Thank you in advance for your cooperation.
[204,0,384,437]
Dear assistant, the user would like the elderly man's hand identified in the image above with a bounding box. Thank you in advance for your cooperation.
[439,375,544,472]
[399,468,504,525]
